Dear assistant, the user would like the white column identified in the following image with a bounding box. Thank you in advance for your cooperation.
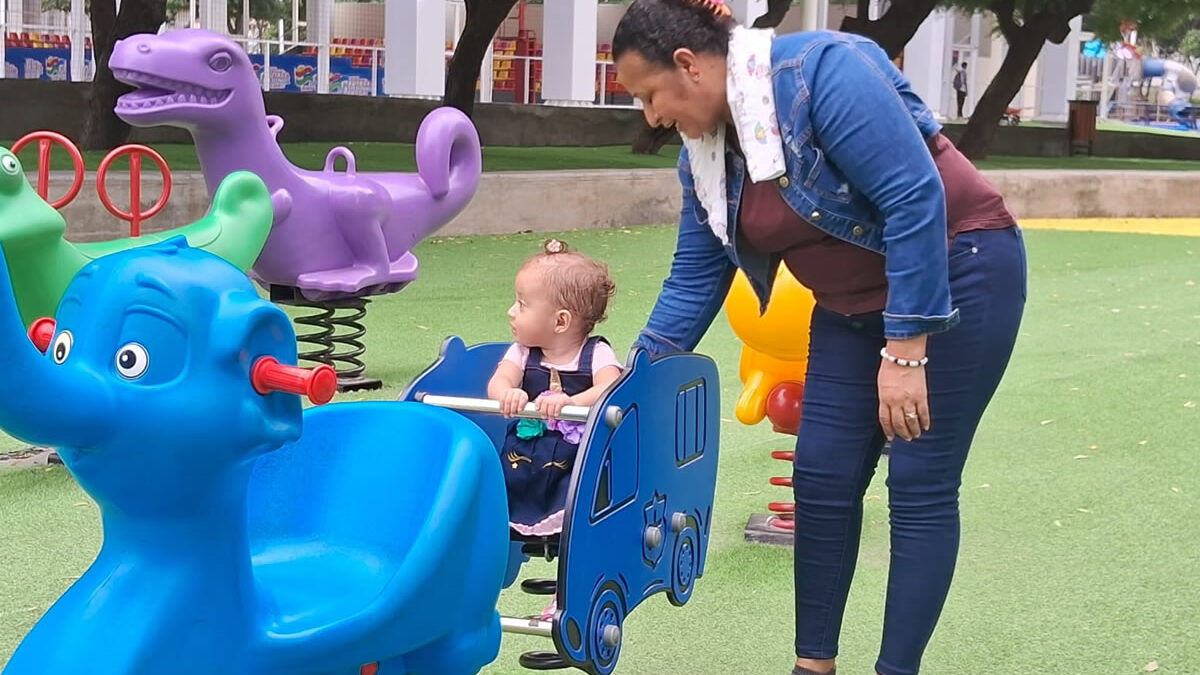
[1098,50,1112,119]
[307,0,331,94]
[198,0,227,34]
[384,0,445,98]
[0,0,8,80]
[1034,15,1082,122]
[728,0,766,26]
[799,0,821,31]
[542,0,598,106]
[479,39,495,103]
[69,0,85,81]
[903,9,953,120]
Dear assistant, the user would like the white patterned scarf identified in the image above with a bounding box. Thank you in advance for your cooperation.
[680,25,786,246]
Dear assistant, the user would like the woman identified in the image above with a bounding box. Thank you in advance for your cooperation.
[612,1,1027,674]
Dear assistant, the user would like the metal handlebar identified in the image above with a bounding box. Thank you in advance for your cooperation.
[414,392,624,428]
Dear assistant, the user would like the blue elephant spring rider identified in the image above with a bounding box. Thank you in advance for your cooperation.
[402,336,722,675]
[0,239,721,675]
[0,238,511,675]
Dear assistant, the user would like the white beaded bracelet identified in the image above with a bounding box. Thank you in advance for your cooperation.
[880,347,928,368]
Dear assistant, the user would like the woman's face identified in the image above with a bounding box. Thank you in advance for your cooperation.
[615,49,728,140]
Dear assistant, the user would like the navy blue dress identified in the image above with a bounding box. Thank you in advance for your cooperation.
[500,336,607,535]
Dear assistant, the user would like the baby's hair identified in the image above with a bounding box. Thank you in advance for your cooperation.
[523,239,617,334]
[612,0,736,68]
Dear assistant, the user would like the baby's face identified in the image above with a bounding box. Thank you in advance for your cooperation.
[508,266,559,347]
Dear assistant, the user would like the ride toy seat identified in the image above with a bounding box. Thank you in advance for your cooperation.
[245,401,511,675]
[402,336,721,675]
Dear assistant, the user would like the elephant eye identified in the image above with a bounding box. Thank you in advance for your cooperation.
[0,155,18,175]
[52,331,73,364]
[115,342,149,379]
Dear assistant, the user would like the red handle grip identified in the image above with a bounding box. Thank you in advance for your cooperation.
[251,356,337,405]
[28,317,55,353]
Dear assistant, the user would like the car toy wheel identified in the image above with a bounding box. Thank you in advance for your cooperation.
[586,584,625,675]
[668,524,698,606]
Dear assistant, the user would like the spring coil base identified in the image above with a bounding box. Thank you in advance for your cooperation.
[270,287,382,392]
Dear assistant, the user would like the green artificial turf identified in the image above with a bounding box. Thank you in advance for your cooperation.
[1,226,1197,673]
[7,139,1200,173]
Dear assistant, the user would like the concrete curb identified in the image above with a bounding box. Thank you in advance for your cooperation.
[35,168,1200,243]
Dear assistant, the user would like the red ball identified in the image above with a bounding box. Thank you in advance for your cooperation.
[766,381,805,435]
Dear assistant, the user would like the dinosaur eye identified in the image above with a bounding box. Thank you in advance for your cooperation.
[0,155,17,175]
[209,52,232,72]
[115,342,149,379]
[51,331,73,364]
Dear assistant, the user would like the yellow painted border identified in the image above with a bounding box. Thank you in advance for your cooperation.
[1020,218,1200,237]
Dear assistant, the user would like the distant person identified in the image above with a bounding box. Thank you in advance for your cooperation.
[954,61,969,118]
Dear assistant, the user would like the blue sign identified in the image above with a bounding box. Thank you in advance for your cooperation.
[248,53,384,96]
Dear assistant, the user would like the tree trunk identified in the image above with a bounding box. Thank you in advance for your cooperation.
[955,0,1094,160]
[954,30,1044,160]
[839,0,939,59]
[630,0,794,155]
[443,0,520,117]
[80,0,167,151]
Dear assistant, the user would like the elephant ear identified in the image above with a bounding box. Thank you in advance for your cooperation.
[213,291,303,455]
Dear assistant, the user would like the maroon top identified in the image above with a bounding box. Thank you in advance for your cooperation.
[738,133,1016,314]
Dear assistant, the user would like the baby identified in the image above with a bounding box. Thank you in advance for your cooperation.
[487,238,622,539]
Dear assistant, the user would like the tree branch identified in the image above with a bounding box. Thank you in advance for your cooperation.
[991,0,1020,42]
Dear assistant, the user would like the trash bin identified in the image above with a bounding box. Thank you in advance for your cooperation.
[1067,99,1099,156]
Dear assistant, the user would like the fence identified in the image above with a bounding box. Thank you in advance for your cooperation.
[1,0,636,108]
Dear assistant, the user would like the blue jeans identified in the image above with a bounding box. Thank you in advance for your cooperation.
[791,226,1027,675]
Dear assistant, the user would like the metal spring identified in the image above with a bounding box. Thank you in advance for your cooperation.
[293,305,335,367]
[291,298,370,382]
[328,299,369,381]
[767,449,795,532]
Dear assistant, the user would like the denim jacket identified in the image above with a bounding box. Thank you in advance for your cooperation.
[633,30,960,356]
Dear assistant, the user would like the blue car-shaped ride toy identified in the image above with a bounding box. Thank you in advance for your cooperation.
[402,336,722,675]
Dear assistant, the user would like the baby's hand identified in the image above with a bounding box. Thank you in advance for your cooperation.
[535,392,575,420]
[499,388,530,417]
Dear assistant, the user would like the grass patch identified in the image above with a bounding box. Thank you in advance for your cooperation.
[0,226,1198,673]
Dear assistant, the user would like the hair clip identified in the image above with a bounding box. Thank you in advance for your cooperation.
[544,238,569,254]
[686,0,732,18]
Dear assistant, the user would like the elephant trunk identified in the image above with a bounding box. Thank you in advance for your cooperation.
[0,249,112,449]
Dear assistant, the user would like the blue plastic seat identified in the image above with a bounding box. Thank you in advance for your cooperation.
[245,401,511,674]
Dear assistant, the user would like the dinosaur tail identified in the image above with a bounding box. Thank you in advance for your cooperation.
[413,105,483,219]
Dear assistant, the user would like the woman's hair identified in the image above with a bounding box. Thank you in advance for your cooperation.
[523,239,617,334]
[612,0,736,67]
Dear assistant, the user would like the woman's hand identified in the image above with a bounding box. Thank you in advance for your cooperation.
[535,392,575,419]
[877,338,930,442]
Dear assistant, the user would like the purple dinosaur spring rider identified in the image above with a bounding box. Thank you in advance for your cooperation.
[109,28,484,390]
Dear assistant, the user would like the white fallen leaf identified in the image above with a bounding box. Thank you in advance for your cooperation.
[1077,508,1092,513]
[1139,440,1149,446]
[1054,520,1063,527]
[1089,445,1099,450]
[1144,661,1160,672]
[415,324,429,330]
[977,483,991,489]
[1041,419,1055,425]
[1171,487,1181,493]
[1186,401,1196,409]
[1074,455,1091,459]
